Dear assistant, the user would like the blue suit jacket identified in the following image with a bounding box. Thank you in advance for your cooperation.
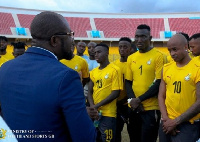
[0,47,96,142]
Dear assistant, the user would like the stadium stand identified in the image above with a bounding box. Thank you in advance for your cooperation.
[65,17,91,37]
[17,14,35,29]
[169,18,200,36]
[0,12,16,34]
[1,6,200,61]
[94,18,164,38]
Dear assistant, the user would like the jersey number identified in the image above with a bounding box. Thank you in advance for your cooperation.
[96,79,102,88]
[104,129,113,141]
[173,81,181,93]
[139,65,142,75]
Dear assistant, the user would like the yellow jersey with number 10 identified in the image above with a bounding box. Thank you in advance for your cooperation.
[163,60,200,123]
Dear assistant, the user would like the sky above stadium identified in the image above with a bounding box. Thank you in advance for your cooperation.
[1,0,200,13]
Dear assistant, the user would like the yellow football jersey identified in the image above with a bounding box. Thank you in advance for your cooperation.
[126,48,164,111]
[163,60,200,123]
[113,59,127,101]
[90,63,123,117]
[167,55,174,63]
[0,52,14,67]
[60,55,89,78]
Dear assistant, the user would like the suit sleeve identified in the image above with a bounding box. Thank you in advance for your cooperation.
[59,70,96,142]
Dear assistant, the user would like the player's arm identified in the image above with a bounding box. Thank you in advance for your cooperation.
[125,79,136,98]
[94,67,121,109]
[59,70,96,142]
[129,79,161,110]
[125,56,136,98]
[82,77,89,87]
[175,81,200,124]
[163,81,200,134]
[94,90,120,109]
[138,54,164,102]
[130,54,163,109]
[138,79,161,102]
[87,79,95,106]
[158,69,168,120]
[82,60,90,87]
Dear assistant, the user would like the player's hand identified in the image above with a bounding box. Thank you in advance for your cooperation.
[136,104,144,113]
[162,118,178,134]
[86,107,98,119]
[130,98,141,110]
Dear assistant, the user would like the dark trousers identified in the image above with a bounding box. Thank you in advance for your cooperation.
[159,121,200,142]
[128,110,160,142]
[96,116,116,142]
[115,105,131,142]
[128,108,142,142]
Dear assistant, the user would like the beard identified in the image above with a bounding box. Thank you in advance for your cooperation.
[61,39,73,60]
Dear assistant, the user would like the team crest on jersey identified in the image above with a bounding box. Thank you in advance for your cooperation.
[185,73,191,81]
[105,73,109,79]
[132,61,136,64]
[74,65,78,70]
[0,128,7,140]
[147,59,152,65]
[167,76,171,79]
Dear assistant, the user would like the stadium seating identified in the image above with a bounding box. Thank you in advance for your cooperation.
[169,18,200,36]
[0,12,16,34]
[65,17,91,37]
[94,18,164,38]
[17,14,35,29]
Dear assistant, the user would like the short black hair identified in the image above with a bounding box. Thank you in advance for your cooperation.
[95,43,109,50]
[137,24,151,32]
[11,42,26,49]
[189,33,200,41]
[0,36,8,42]
[119,37,132,44]
[178,32,189,41]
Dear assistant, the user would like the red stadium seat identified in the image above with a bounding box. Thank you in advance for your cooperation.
[169,18,200,36]
[65,17,91,37]
[0,12,16,34]
[94,18,164,38]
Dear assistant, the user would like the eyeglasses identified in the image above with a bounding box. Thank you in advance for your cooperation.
[54,31,74,37]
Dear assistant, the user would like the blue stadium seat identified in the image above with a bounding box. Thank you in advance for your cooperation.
[164,31,172,38]
[91,30,100,38]
[16,27,27,35]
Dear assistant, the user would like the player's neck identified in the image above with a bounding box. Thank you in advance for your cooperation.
[120,56,128,62]
[77,52,83,56]
[176,55,191,67]
[99,60,109,70]
[139,46,152,53]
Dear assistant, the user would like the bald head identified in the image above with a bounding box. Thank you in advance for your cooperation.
[167,34,188,48]
[88,42,97,47]
[167,34,190,63]
[31,11,70,40]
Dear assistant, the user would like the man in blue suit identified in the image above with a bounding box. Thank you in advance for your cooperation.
[0,11,96,142]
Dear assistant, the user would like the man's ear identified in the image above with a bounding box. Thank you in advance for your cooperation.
[184,44,189,51]
[50,36,58,47]
[149,35,152,41]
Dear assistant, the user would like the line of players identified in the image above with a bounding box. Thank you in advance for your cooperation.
[1,25,200,142]
[60,25,200,142]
